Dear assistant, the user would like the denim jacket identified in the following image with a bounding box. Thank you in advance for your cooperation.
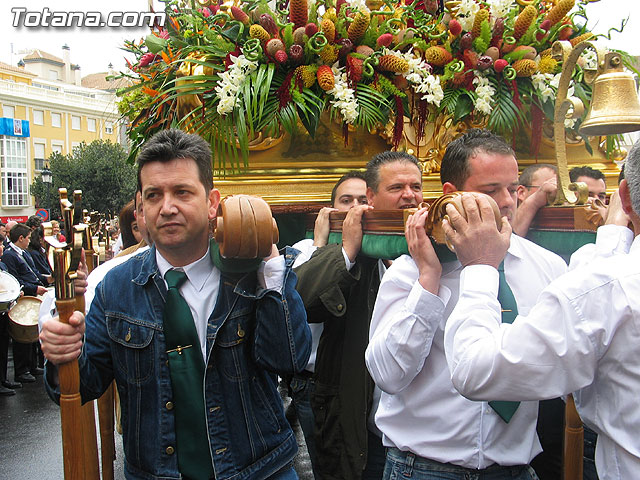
[46,246,311,480]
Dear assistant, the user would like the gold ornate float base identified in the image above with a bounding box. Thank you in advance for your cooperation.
[213,117,622,205]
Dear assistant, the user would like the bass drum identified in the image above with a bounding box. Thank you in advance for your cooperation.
[8,296,42,344]
[0,270,20,313]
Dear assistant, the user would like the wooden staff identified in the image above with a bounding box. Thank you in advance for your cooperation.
[49,189,100,480]
[79,207,116,480]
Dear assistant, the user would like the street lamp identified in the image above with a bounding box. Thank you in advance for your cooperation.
[41,163,52,213]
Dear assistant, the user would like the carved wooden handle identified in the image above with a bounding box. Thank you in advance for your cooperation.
[214,195,279,258]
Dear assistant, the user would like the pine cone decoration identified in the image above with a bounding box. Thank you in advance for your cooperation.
[348,10,370,43]
[249,24,270,43]
[290,0,308,29]
[545,0,575,26]
[321,19,336,44]
[570,32,594,46]
[295,65,316,88]
[425,46,453,67]
[378,54,409,73]
[324,7,337,24]
[471,9,489,39]
[319,44,339,65]
[514,5,536,40]
[293,27,306,45]
[317,65,335,91]
[513,58,537,77]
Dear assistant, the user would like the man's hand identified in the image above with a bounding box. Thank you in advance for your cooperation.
[342,204,372,263]
[73,251,89,297]
[405,207,441,294]
[532,176,557,208]
[36,285,48,296]
[604,189,631,227]
[442,194,511,269]
[39,311,86,365]
[313,207,338,247]
[264,243,280,262]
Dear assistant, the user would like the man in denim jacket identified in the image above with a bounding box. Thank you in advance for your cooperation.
[40,129,312,480]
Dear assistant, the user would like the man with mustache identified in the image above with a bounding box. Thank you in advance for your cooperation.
[365,130,566,480]
[295,151,423,480]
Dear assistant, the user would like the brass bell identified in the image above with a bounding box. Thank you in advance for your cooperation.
[580,55,640,136]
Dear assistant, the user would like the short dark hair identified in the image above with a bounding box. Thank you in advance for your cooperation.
[365,151,421,192]
[440,129,515,188]
[26,215,43,230]
[519,164,557,186]
[136,129,213,193]
[9,223,30,243]
[569,165,605,183]
[331,171,367,204]
[119,200,138,250]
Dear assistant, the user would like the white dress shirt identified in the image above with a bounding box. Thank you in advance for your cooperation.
[156,246,285,360]
[444,229,640,480]
[365,234,566,469]
[292,239,324,373]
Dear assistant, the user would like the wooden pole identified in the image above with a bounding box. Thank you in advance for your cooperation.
[563,394,584,480]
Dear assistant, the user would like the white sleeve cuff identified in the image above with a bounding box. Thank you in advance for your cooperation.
[459,264,499,298]
[259,255,286,292]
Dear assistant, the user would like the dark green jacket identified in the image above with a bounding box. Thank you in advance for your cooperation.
[295,244,381,480]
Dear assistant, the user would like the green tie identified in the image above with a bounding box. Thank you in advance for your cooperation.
[488,260,521,423]
[163,269,213,480]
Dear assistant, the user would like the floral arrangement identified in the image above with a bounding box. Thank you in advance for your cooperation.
[117,0,631,171]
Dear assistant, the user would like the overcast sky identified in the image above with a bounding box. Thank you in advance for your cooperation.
[0,0,638,77]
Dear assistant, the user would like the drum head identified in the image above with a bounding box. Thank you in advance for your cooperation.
[0,271,20,303]
[9,296,42,327]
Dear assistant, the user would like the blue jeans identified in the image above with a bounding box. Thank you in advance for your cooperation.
[269,465,298,480]
[290,373,318,477]
[583,426,599,480]
[384,448,539,480]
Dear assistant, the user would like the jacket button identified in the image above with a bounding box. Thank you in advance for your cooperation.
[166,402,174,410]
[337,304,344,312]
[166,446,175,455]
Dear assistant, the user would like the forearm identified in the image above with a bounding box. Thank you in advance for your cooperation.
[512,196,545,237]
[445,265,596,401]
[254,252,311,374]
[294,243,358,310]
[366,274,448,394]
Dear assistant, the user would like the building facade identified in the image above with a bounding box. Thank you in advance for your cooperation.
[0,46,121,222]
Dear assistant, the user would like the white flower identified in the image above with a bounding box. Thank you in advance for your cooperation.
[385,48,444,107]
[215,54,258,115]
[328,68,359,124]
[472,74,495,115]
[489,0,515,23]
[457,0,480,32]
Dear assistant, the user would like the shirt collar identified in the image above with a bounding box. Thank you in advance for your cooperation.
[507,233,526,260]
[9,242,23,255]
[630,234,640,254]
[156,246,214,292]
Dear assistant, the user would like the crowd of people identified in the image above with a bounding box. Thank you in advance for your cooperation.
[8,126,633,480]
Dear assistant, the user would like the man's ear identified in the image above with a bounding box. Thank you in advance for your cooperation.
[619,179,633,215]
[366,187,375,206]
[208,188,221,221]
[516,185,528,203]
[442,182,458,195]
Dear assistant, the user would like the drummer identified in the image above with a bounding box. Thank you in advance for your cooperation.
[3,224,48,384]
[364,129,567,480]
[0,242,23,395]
